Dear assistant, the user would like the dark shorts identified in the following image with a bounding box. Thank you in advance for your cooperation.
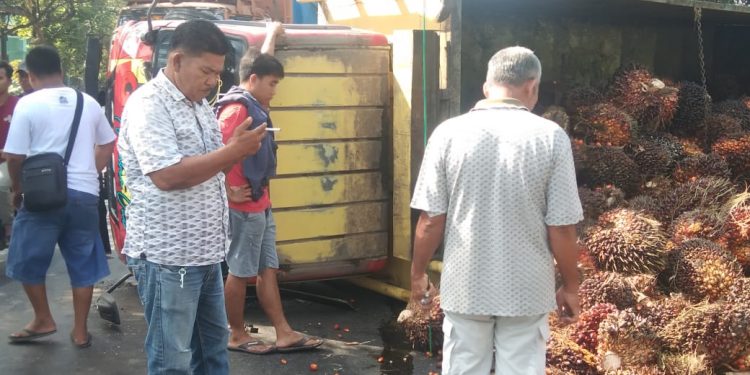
[5,189,110,288]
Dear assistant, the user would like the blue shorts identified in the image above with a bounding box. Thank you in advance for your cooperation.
[226,208,278,278]
[5,189,110,288]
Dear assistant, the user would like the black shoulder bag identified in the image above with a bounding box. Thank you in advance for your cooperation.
[21,90,84,212]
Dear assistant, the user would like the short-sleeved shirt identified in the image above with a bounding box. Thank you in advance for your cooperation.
[117,70,229,267]
[411,98,583,317]
[0,95,19,151]
[5,88,115,196]
[218,103,270,213]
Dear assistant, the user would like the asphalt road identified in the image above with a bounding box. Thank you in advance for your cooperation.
[0,250,441,375]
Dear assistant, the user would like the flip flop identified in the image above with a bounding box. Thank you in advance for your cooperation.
[8,328,57,343]
[228,340,276,355]
[71,333,92,349]
[276,335,324,353]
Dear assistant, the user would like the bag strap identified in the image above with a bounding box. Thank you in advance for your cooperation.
[64,90,84,165]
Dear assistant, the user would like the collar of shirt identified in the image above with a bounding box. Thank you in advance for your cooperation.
[473,98,529,111]
[153,69,195,105]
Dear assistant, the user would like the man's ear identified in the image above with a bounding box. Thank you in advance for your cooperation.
[482,81,490,98]
[171,52,183,72]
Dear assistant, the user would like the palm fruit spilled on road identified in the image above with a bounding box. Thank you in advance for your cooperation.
[660,353,714,375]
[543,105,571,132]
[570,303,618,353]
[624,138,676,178]
[700,113,744,149]
[670,81,710,137]
[608,65,678,133]
[546,330,599,375]
[602,366,666,375]
[649,177,735,225]
[597,309,661,369]
[670,209,724,244]
[668,238,743,302]
[718,192,750,269]
[659,302,750,367]
[574,103,634,146]
[563,85,603,114]
[714,99,750,130]
[636,294,691,333]
[578,272,636,310]
[672,153,731,183]
[584,208,668,275]
[577,146,642,197]
[712,132,750,182]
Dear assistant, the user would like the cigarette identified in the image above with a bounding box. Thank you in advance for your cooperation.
[266,128,281,132]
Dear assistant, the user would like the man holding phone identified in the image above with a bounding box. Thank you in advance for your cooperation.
[215,23,323,355]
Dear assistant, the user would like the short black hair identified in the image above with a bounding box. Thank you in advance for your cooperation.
[239,53,284,82]
[0,61,12,79]
[25,46,62,77]
[169,19,230,56]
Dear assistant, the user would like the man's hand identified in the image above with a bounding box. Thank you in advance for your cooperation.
[267,21,284,37]
[555,286,581,325]
[228,117,267,158]
[410,273,435,309]
[227,184,252,203]
[11,190,22,209]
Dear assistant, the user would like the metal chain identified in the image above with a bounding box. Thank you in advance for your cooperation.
[694,6,708,90]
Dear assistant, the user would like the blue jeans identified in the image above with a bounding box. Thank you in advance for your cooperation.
[127,257,229,375]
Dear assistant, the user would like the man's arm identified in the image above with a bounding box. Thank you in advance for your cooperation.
[95,141,115,172]
[148,119,266,191]
[4,152,24,208]
[548,224,581,324]
[410,212,446,303]
[261,21,284,56]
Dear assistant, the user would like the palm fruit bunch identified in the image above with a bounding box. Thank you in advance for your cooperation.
[712,132,750,182]
[699,113,744,149]
[659,302,750,367]
[636,294,691,332]
[578,272,636,310]
[397,296,443,351]
[677,137,706,157]
[571,138,588,174]
[583,209,668,275]
[730,351,750,373]
[727,278,750,304]
[644,134,686,164]
[574,103,634,146]
[563,85,603,114]
[578,186,626,234]
[672,153,731,183]
[546,330,599,375]
[543,105,571,132]
[623,273,661,299]
[660,353,713,375]
[624,138,674,178]
[627,195,662,220]
[719,193,750,268]
[668,239,743,302]
[602,366,665,375]
[670,81,710,137]
[608,65,679,133]
[577,146,642,197]
[640,176,678,203]
[570,303,618,353]
[597,309,661,369]
[649,177,735,225]
[714,100,750,130]
[670,209,724,244]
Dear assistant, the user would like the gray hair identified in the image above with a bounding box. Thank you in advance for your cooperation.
[486,46,542,86]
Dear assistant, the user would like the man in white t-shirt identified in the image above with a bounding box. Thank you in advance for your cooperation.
[3,46,116,348]
[410,47,583,374]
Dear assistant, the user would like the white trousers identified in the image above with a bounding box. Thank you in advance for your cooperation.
[442,311,549,375]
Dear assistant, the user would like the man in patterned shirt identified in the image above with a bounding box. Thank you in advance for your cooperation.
[410,46,583,374]
[118,20,267,374]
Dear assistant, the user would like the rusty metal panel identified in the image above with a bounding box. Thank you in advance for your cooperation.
[274,76,387,107]
[271,172,386,209]
[276,48,391,74]
[276,232,388,264]
[272,108,383,141]
[276,140,381,175]
[274,201,388,242]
